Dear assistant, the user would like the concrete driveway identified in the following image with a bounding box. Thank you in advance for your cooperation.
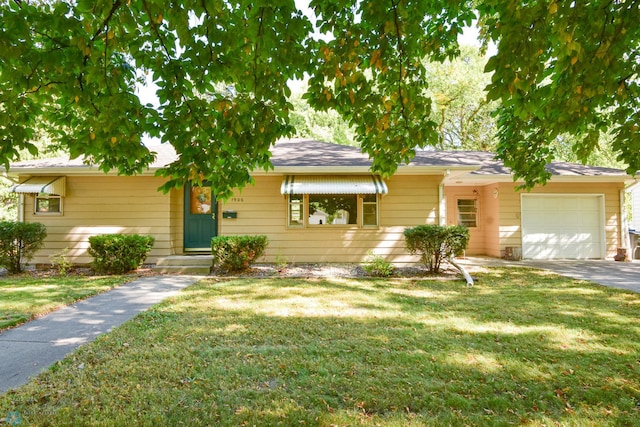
[521,260,640,293]
[460,258,640,293]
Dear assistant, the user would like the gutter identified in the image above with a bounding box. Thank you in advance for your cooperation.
[625,175,640,191]
[6,166,160,178]
[1,172,18,184]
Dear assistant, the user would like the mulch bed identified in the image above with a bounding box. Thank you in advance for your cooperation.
[214,263,463,279]
[2,263,466,280]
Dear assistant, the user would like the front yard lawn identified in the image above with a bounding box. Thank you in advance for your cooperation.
[1,268,639,426]
[0,274,135,331]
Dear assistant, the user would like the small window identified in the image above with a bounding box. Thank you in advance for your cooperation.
[457,199,477,227]
[362,194,378,226]
[288,194,304,227]
[35,195,62,214]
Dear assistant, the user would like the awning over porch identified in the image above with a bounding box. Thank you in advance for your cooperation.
[280,175,388,195]
[11,176,66,196]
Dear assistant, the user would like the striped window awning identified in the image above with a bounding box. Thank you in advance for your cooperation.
[280,175,388,195]
[11,176,66,196]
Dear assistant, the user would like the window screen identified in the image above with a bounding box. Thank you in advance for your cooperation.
[457,199,477,227]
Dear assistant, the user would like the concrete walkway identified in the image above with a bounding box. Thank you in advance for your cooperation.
[0,275,199,394]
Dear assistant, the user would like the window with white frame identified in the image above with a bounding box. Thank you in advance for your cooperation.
[287,194,379,228]
[35,195,62,214]
[362,194,378,226]
[457,198,477,228]
[288,194,304,227]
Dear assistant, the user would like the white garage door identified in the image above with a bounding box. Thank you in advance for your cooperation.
[521,195,603,259]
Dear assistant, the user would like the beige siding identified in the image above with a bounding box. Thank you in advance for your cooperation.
[219,175,441,264]
[497,182,624,259]
[22,176,174,265]
[481,185,501,257]
[20,171,625,266]
[169,187,184,255]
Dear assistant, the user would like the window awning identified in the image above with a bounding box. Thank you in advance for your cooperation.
[11,176,66,196]
[280,175,388,195]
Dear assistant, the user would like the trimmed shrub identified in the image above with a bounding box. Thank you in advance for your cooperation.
[0,221,47,274]
[362,251,395,277]
[404,225,470,273]
[88,234,155,274]
[211,235,268,273]
[50,247,72,276]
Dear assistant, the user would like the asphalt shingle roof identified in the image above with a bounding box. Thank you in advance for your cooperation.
[5,139,628,177]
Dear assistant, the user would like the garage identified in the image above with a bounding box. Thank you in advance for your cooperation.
[521,194,604,259]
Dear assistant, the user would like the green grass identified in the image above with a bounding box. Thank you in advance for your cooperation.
[1,268,639,426]
[0,274,135,331]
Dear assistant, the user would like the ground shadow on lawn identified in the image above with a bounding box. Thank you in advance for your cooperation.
[2,271,639,426]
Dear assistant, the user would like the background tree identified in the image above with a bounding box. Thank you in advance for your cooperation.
[0,182,16,221]
[424,45,498,151]
[1,0,638,199]
[288,83,357,147]
[550,133,626,169]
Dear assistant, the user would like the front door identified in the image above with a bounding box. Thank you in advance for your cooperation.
[184,182,218,251]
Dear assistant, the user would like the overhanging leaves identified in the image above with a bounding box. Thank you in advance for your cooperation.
[1,0,638,195]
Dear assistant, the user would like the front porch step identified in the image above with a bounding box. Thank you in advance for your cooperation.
[153,255,213,276]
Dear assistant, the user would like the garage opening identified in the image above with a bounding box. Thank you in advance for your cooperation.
[521,194,604,259]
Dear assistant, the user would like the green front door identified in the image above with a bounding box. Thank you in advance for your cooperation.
[184,182,218,251]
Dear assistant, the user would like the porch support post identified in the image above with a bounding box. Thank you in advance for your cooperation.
[18,194,24,222]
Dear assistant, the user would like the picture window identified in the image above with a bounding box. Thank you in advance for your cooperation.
[287,194,379,228]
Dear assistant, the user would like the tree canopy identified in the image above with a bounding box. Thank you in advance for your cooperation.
[424,45,498,151]
[1,0,638,197]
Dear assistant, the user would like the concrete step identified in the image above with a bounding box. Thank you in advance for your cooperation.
[155,255,213,267]
[153,255,213,276]
[152,265,211,275]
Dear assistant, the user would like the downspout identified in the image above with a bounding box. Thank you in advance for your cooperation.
[620,188,631,259]
[447,256,474,286]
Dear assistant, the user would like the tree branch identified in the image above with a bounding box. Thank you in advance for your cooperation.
[141,0,203,129]
[254,6,265,97]
[21,80,64,95]
[390,0,409,125]
[104,22,111,95]
[201,0,215,63]
[92,0,122,42]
